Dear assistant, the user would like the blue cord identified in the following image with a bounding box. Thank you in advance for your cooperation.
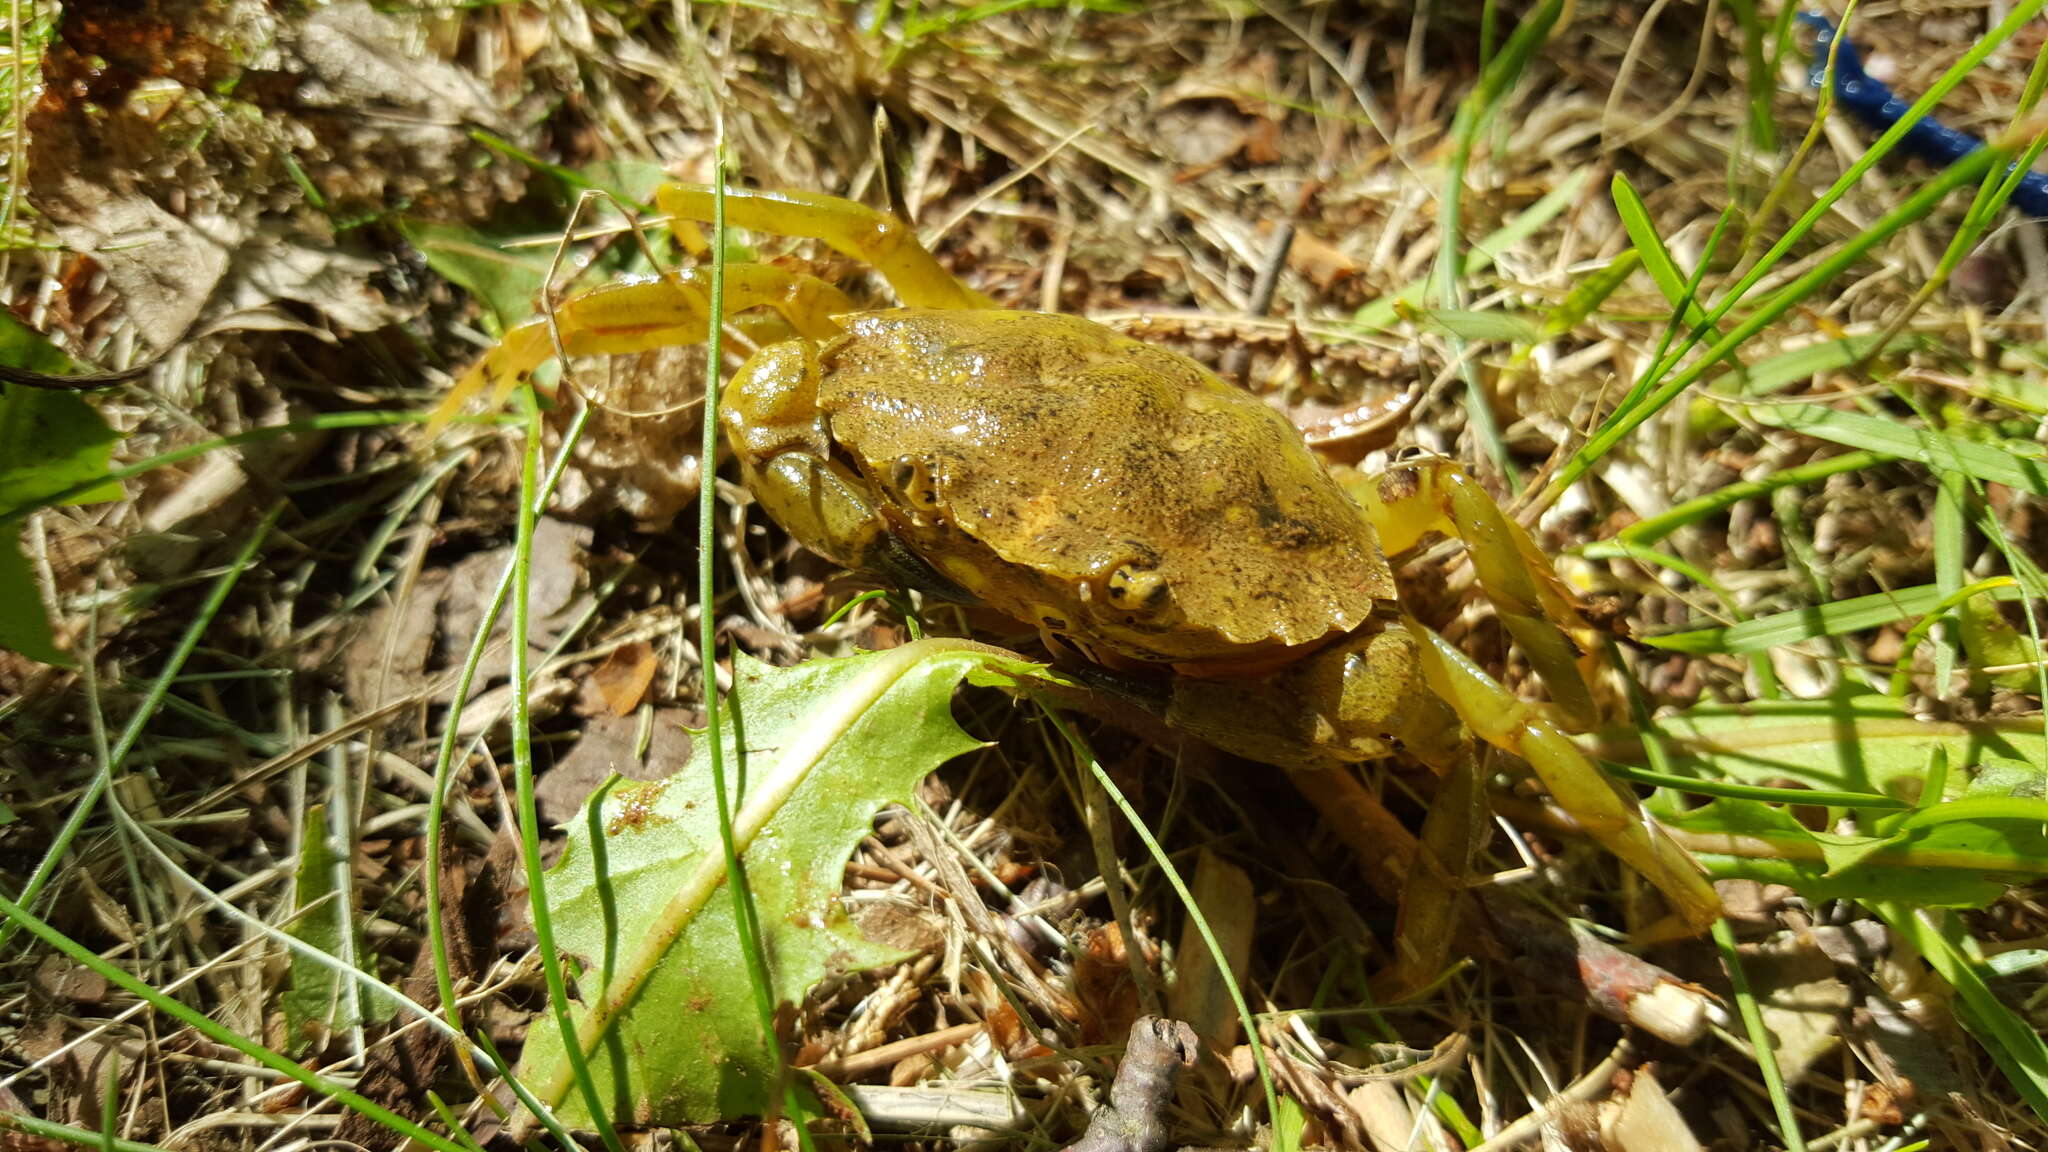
[1799,11,2048,217]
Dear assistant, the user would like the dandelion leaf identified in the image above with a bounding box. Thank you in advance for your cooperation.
[519,642,1035,1126]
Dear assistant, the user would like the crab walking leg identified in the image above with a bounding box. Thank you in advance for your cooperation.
[1402,619,1721,932]
[656,183,995,311]
[1358,460,1601,732]
[432,263,856,435]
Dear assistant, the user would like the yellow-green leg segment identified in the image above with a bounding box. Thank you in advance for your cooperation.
[1361,460,1717,966]
[431,263,856,435]
[1399,617,1719,928]
[435,184,989,433]
[1353,458,1601,731]
[654,184,994,311]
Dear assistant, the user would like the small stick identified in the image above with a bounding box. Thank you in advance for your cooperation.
[1222,225,1295,386]
[1064,1017,1201,1152]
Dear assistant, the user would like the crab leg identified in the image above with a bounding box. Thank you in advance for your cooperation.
[1356,459,1601,732]
[431,263,855,435]
[1403,618,1721,933]
[655,184,994,311]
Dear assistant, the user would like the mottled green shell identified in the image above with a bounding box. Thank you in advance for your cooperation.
[814,310,1395,662]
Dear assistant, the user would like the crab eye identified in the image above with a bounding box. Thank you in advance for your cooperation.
[890,454,943,511]
[1104,563,1170,613]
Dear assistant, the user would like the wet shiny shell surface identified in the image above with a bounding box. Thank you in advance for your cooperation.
[816,309,1396,663]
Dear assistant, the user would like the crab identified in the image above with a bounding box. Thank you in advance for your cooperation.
[447,184,1720,986]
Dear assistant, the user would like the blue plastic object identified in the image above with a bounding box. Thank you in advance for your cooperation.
[1799,11,2048,217]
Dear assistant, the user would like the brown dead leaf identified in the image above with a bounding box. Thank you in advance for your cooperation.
[25,0,518,357]
[33,177,405,350]
[439,517,594,665]
[1156,98,1252,172]
[1349,1081,1438,1152]
[984,1001,1052,1062]
[344,568,448,710]
[1074,921,1144,1046]
[1849,993,1965,1110]
[289,2,498,124]
[43,192,239,350]
[30,955,109,1005]
[1166,849,1255,1053]
[1603,1066,1702,1152]
[1242,115,1284,166]
[1858,1081,1909,1127]
[1746,934,1852,1086]
[1286,228,1359,292]
[849,900,948,955]
[586,640,658,716]
[534,709,696,826]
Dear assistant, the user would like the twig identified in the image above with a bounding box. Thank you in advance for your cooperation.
[1063,1017,1200,1152]
[1221,224,1295,385]
[1466,1037,1639,1152]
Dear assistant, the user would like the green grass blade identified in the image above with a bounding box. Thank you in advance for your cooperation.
[1351,168,1593,331]
[1614,449,1887,546]
[1610,172,1716,339]
[1597,762,1907,809]
[0,1112,183,1151]
[1736,403,2048,496]
[0,410,502,533]
[1429,0,1565,484]
[1551,142,2007,498]
[509,399,628,1152]
[1877,903,2048,1119]
[1723,333,1899,399]
[1712,919,1806,1150]
[1647,582,2026,655]
[696,150,814,1144]
[0,890,474,1152]
[1722,0,1779,151]
[421,405,590,1152]
[1542,250,1640,338]
[0,502,280,950]
[1041,705,1284,1129]
[1930,477,1968,696]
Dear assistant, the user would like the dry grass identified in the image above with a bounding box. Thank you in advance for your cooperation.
[3,1,2046,1150]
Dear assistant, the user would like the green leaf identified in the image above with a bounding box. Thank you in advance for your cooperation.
[1667,795,2042,907]
[1610,173,1717,340]
[576,158,673,207]
[0,310,78,376]
[0,533,62,664]
[283,803,357,1055]
[1808,828,1905,877]
[0,361,125,517]
[519,642,1034,1126]
[1591,693,2047,798]
[398,219,554,330]
[1645,581,2027,655]
[1271,1093,1307,1152]
[1602,695,2048,907]
[1541,250,1639,338]
[1421,309,1543,344]
[0,321,123,663]
[1736,402,2048,496]
[1956,591,2043,691]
